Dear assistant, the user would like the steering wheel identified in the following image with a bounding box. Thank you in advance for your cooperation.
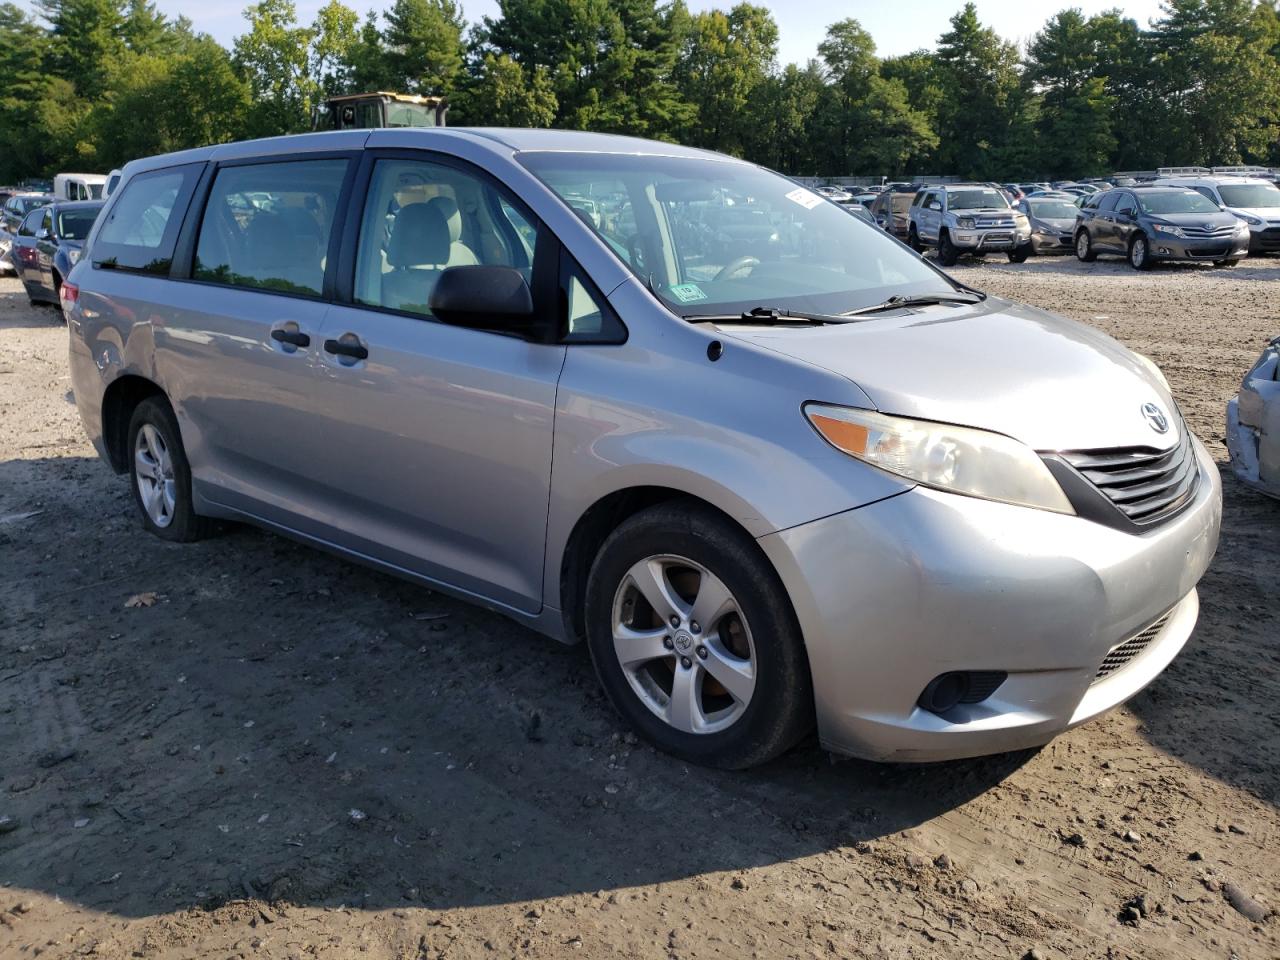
[714,256,760,281]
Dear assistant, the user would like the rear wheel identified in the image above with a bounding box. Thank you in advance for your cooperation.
[937,231,959,266]
[584,503,813,769]
[1128,234,1151,271]
[1075,230,1096,262]
[127,397,214,542]
[1008,244,1031,263]
[908,225,923,253]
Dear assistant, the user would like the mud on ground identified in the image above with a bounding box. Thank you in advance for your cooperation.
[0,257,1277,959]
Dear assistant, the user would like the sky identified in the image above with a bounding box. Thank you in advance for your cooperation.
[52,0,1172,63]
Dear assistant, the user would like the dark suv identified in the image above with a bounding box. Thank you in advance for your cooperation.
[1074,186,1249,269]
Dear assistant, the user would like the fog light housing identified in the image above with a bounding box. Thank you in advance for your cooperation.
[918,671,1008,715]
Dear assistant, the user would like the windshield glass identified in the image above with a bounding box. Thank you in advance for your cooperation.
[519,152,953,318]
[1218,183,1280,208]
[1027,200,1080,220]
[16,196,48,214]
[1138,191,1219,215]
[385,101,438,128]
[57,207,101,240]
[947,189,1008,211]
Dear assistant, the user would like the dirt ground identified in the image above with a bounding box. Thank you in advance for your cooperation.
[0,255,1277,960]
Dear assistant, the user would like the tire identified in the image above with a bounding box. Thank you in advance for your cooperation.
[1075,230,1096,262]
[584,502,814,769]
[1128,233,1151,271]
[1214,259,1239,268]
[908,225,923,253]
[127,396,214,542]
[937,231,959,266]
[1008,244,1030,263]
[51,271,65,320]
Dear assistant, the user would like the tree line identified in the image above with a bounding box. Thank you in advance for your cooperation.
[2,0,1279,184]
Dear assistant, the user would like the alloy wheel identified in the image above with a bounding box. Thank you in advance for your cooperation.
[134,423,176,528]
[610,554,756,735]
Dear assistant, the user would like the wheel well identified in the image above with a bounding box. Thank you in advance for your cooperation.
[101,375,166,473]
[558,486,747,644]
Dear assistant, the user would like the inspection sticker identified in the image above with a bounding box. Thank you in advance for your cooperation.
[784,187,823,210]
[668,282,709,303]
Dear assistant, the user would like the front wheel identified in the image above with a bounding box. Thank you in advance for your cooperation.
[1008,244,1031,263]
[908,225,923,253]
[1129,234,1151,270]
[127,396,214,542]
[1075,230,1096,262]
[584,503,814,769]
[937,231,959,266]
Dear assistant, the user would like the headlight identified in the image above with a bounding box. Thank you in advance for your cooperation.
[1152,223,1185,237]
[804,404,1075,515]
[957,217,975,229]
[1237,214,1263,226]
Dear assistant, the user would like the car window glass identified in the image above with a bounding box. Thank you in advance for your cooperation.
[1219,183,1280,208]
[1192,186,1218,204]
[1137,191,1221,215]
[95,165,200,274]
[194,158,348,298]
[41,209,52,234]
[354,157,539,319]
[1115,195,1136,215]
[58,207,101,241]
[947,189,1008,211]
[18,209,42,236]
[1096,192,1119,213]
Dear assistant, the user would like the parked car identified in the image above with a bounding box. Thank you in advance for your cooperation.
[814,185,853,203]
[53,172,107,201]
[12,200,103,306]
[843,202,876,224]
[1014,195,1081,255]
[1074,186,1250,269]
[0,192,53,274]
[1226,336,1280,499]
[868,188,914,241]
[66,130,1220,768]
[908,183,1032,264]
[1153,176,1280,255]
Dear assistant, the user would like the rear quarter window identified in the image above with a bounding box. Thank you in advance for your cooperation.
[93,164,202,275]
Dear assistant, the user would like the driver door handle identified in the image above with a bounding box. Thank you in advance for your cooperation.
[271,329,311,347]
[324,338,369,361]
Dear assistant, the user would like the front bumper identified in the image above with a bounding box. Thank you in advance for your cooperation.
[758,434,1222,762]
[1247,225,1280,255]
[1149,234,1250,261]
[951,230,1025,252]
[1030,232,1073,254]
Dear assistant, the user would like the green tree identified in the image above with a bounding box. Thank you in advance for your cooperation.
[382,0,465,95]
[456,51,557,125]
[35,0,126,96]
[233,0,316,135]
[310,0,359,94]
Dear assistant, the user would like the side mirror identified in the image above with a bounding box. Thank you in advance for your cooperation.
[429,265,537,334]
[36,228,50,240]
[927,201,942,211]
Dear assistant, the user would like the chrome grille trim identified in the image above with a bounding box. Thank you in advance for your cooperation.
[1094,609,1173,682]
[1180,225,1237,239]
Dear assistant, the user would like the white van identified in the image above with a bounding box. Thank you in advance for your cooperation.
[1154,175,1280,255]
[54,173,108,202]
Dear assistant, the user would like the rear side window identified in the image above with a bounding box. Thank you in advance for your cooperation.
[94,165,201,274]
[1095,192,1119,213]
[18,209,43,237]
[194,158,349,298]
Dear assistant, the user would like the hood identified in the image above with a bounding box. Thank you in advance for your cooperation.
[1150,210,1238,227]
[1229,206,1280,223]
[719,298,1178,452]
[1034,217,1076,232]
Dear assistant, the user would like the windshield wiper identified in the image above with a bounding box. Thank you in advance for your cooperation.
[846,292,985,316]
[684,306,859,325]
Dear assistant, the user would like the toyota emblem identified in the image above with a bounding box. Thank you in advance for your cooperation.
[1141,402,1169,434]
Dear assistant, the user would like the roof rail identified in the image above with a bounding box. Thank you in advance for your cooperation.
[1156,166,1212,177]
[1211,165,1276,176]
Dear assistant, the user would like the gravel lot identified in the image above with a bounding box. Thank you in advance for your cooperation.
[1,257,1277,960]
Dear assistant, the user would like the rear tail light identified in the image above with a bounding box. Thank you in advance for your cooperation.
[60,281,79,305]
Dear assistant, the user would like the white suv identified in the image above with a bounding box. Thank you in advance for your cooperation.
[1154,176,1280,255]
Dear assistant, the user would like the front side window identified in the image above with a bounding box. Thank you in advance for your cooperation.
[1115,195,1137,216]
[194,158,348,297]
[1137,191,1219,215]
[94,165,199,274]
[354,157,539,318]
[1219,183,1280,208]
[520,152,952,319]
[18,209,43,237]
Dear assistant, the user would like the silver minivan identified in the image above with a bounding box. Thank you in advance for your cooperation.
[65,129,1222,768]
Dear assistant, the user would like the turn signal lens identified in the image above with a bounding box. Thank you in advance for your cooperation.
[805,403,1075,515]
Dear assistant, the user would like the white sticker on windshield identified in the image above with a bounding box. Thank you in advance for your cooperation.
[785,187,823,210]
[668,282,708,304]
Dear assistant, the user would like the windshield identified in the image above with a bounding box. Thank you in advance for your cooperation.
[15,196,48,214]
[57,207,101,240]
[1027,200,1080,220]
[1138,191,1219,215]
[1218,183,1280,209]
[947,189,1008,211]
[385,101,438,128]
[519,152,954,317]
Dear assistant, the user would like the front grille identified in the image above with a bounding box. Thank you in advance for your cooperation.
[1180,224,1237,239]
[1060,427,1199,526]
[1186,246,1231,259]
[1258,227,1280,250]
[974,216,1014,229]
[1094,610,1173,682]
